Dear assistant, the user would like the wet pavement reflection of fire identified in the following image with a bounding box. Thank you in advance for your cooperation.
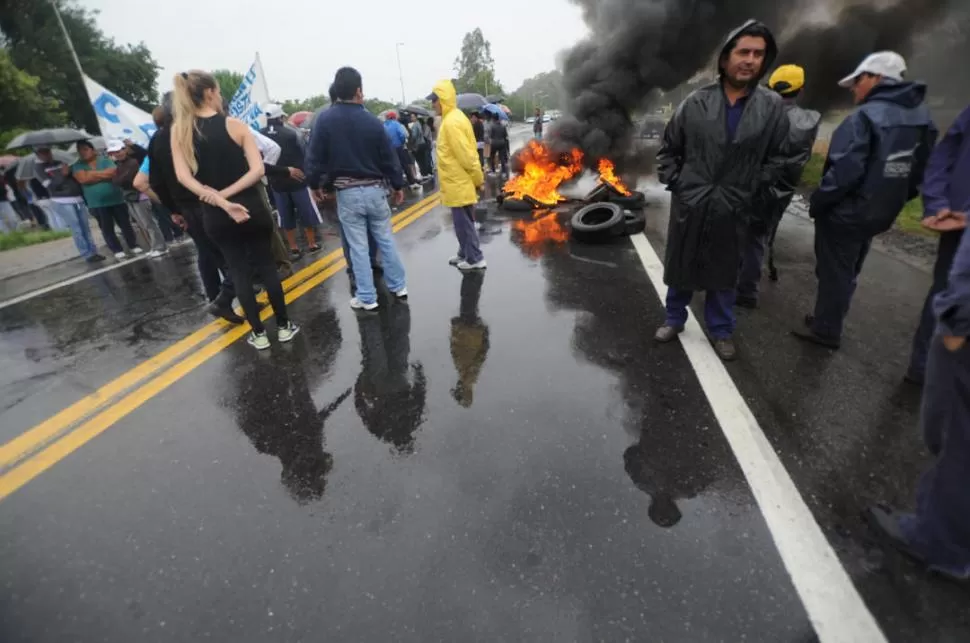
[512,210,569,258]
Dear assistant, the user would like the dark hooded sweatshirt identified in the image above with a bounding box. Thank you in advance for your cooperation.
[656,19,789,291]
[809,80,937,237]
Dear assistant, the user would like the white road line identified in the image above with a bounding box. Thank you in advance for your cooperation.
[630,233,886,643]
[0,255,149,311]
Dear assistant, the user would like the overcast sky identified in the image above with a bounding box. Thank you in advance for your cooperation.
[83,0,588,103]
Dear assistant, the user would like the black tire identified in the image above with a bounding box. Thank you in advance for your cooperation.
[609,191,646,209]
[570,203,625,244]
[502,198,534,212]
[623,210,646,236]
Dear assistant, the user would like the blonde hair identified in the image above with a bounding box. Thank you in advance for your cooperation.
[172,70,218,175]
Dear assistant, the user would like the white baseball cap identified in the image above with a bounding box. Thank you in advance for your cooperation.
[264,103,285,120]
[105,139,126,153]
[838,51,907,88]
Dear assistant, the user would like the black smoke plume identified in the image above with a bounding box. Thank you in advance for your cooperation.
[545,0,953,170]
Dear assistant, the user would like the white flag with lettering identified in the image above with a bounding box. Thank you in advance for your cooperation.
[228,55,272,130]
[83,75,157,147]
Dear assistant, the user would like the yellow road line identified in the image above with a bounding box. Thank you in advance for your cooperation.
[0,194,440,470]
[0,196,441,502]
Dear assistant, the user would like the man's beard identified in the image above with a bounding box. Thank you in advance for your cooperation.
[724,69,758,90]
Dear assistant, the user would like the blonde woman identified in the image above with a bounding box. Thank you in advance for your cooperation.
[170,70,298,350]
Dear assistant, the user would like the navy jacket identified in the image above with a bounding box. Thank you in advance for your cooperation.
[260,120,307,192]
[306,103,404,191]
[935,224,970,336]
[810,80,938,236]
[921,104,970,218]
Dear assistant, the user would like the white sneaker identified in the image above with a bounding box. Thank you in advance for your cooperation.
[350,297,379,311]
[147,249,168,259]
[131,247,145,255]
[277,321,300,343]
[457,259,487,271]
[448,256,463,266]
[247,331,270,350]
[113,251,127,260]
[392,288,408,300]
[409,183,422,191]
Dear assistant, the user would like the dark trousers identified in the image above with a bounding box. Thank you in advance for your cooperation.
[451,206,484,264]
[182,205,234,304]
[737,227,767,299]
[396,148,416,184]
[898,334,970,574]
[908,230,965,377]
[665,287,736,339]
[490,144,509,174]
[810,220,872,339]
[91,203,138,253]
[151,202,181,242]
[415,145,433,177]
[216,232,288,335]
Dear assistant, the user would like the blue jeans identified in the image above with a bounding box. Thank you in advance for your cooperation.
[665,287,736,339]
[50,200,97,258]
[336,186,406,305]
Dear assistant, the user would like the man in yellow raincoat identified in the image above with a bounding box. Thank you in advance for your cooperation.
[428,80,487,270]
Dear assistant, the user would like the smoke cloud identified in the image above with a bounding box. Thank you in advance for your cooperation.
[547,0,954,168]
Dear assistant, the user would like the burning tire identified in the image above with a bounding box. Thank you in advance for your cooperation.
[570,203,625,244]
[623,210,646,236]
[502,198,534,212]
[609,191,646,209]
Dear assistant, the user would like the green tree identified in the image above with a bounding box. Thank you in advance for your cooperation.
[212,69,244,102]
[281,94,330,115]
[364,98,396,116]
[0,50,64,132]
[0,0,159,132]
[453,28,504,96]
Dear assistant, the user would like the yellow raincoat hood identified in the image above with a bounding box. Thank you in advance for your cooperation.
[431,79,483,207]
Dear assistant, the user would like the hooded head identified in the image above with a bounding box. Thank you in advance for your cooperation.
[718,19,778,89]
[428,79,457,117]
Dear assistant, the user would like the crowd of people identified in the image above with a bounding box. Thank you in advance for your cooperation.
[655,19,969,582]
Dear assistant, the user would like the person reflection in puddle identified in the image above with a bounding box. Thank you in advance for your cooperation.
[225,316,344,504]
[354,301,427,453]
[450,272,489,407]
[623,446,684,528]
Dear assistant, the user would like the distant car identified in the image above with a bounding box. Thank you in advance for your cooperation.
[526,116,536,124]
[542,115,550,123]
[638,114,666,140]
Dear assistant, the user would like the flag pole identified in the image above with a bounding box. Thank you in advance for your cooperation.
[50,0,85,83]
[50,0,100,134]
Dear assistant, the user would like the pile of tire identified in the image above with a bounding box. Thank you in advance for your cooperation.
[570,202,645,244]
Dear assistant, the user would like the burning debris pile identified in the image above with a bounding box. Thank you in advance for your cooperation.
[499,140,641,210]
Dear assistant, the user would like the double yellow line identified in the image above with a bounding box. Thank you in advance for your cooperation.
[0,193,441,502]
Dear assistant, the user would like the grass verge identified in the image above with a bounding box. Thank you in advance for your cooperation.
[798,152,931,237]
[0,229,73,252]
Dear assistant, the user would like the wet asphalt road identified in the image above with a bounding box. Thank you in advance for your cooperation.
[1,137,969,641]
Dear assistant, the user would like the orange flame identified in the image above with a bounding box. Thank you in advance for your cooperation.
[596,158,632,196]
[513,210,569,257]
[503,140,584,206]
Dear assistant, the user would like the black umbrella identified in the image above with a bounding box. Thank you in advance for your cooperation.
[485,94,505,104]
[6,128,93,150]
[456,93,487,111]
[402,104,432,117]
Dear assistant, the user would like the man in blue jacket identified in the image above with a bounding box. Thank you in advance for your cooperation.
[867,226,970,582]
[306,67,408,312]
[793,52,937,349]
[904,104,970,384]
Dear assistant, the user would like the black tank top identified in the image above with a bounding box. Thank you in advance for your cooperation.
[191,113,272,242]
[193,114,251,191]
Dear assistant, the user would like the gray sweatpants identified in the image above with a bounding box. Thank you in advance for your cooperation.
[127,200,167,252]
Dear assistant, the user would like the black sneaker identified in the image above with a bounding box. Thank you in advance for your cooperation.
[86,254,106,263]
[790,327,841,350]
[289,248,303,259]
[207,302,244,325]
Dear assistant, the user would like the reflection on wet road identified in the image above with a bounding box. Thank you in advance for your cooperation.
[0,173,967,641]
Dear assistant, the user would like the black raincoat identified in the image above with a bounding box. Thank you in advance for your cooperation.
[657,20,789,291]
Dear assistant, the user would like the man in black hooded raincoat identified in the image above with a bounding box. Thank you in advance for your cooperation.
[655,20,789,361]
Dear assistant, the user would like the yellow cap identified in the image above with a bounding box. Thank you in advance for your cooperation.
[769,64,805,95]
